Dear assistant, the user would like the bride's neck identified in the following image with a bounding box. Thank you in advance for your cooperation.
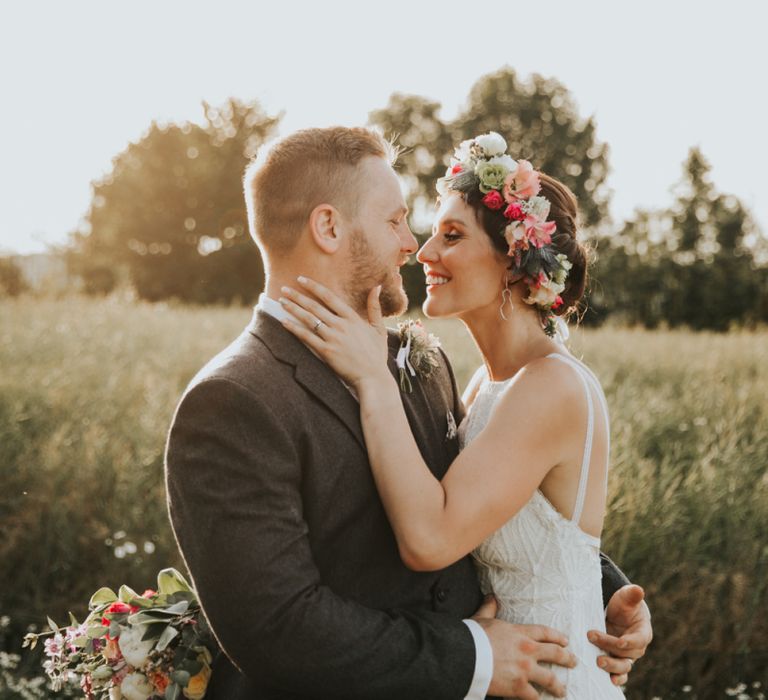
[461,304,560,382]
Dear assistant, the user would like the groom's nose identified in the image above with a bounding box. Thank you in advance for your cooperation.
[398,221,418,255]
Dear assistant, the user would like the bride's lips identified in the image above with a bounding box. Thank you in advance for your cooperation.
[424,269,451,292]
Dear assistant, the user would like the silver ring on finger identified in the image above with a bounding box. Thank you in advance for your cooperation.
[313,318,324,335]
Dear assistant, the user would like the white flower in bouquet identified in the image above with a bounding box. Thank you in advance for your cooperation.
[120,672,154,700]
[117,625,154,668]
[475,131,507,156]
[109,686,123,700]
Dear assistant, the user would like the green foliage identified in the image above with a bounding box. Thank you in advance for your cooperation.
[1,299,767,697]
[70,99,280,304]
[589,147,766,330]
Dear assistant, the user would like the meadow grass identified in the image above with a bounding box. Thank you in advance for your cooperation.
[1,297,767,698]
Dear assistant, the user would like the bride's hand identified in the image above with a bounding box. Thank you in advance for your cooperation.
[279,277,390,389]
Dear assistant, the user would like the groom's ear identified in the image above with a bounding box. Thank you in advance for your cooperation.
[308,204,343,255]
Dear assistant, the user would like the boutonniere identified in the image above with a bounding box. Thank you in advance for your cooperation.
[395,320,441,393]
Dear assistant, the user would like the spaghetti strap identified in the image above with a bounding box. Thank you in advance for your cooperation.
[545,353,595,524]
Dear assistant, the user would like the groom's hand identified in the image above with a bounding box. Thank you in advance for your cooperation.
[589,584,652,686]
[472,595,576,700]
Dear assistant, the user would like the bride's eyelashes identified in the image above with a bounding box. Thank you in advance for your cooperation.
[443,231,462,243]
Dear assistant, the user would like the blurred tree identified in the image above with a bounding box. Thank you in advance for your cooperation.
[591,147,764,329]
[0,257,27,297]
[453,68,610,228]
[71,99,280,303]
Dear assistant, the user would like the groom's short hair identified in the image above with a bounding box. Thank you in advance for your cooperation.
[244,127,397,254]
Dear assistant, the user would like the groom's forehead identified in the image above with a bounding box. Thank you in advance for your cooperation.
[361,159,406,208]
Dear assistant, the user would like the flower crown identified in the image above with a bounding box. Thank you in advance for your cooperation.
[436,131,572,337]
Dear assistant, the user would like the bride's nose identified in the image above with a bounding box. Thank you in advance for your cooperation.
[417,237,438,264]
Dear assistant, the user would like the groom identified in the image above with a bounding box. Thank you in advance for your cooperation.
[165,126,651,699]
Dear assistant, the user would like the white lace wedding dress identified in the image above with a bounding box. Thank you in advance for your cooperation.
[459,353,624,699]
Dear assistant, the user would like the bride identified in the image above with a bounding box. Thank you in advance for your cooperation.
[279,132,635,698]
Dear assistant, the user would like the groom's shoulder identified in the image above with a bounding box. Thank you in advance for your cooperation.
[185,325,285,399]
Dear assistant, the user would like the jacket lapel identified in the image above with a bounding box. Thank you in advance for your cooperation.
[248,309,366,450]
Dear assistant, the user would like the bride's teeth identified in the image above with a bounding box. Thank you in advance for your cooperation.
[426,275,450,285]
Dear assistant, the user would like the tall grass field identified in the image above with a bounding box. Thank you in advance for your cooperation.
[1,298,767,699]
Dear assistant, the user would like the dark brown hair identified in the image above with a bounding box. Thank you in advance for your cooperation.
[460,172,588,316]
[244,127,397,254]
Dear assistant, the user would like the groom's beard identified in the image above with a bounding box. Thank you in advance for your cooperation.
[346,230,408,318]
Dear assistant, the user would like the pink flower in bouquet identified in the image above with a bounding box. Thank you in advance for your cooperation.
[141,589,157,598]
[102,638,123,663]
[503,161,541,202]
[451,164,463,175]
[149,670,170,693]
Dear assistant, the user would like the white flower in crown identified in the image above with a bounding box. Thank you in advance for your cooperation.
[523,195,551,222]
[553,253,573,285]
[454,138,475,162]
[487,154,518,173]
[525,277,565,308]
[475,131,508,156]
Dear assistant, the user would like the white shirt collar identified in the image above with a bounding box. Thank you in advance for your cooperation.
[257,293,293,323]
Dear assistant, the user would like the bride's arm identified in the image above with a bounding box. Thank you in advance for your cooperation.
[279,279,578,572]
[355,362,573,570]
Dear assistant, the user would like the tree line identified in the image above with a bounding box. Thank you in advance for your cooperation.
[3,67,766,329]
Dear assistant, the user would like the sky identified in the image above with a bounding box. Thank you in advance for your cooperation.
[1,0,766,255]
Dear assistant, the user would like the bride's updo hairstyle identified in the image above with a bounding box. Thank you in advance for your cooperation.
[437,132,589,333]
[461,173,588,317]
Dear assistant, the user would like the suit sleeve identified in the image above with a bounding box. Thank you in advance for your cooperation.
[600,552,631,607]
[165,377,476,700]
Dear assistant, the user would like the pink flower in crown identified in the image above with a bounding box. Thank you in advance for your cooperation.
[482,190,504,210]
[525,216,556,248]
[503,160,541,202]
[504,202,525,221]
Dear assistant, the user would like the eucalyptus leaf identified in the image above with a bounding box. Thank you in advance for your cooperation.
[118,585,140,603]
[86,625,109,639]
[108,621,120,639]
[46,616,59,633]
[157,568,193,596]
[91,665,113,680]
[68,612,80,627]
[141,624,164,642]
[165,682,182,700]
[89,587,118,607]
[156,624,180,652]
[179,659,202,676]
[170,670,190,687]
[129,612,176,626]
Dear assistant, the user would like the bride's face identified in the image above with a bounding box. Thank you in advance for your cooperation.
[417,193,509,319]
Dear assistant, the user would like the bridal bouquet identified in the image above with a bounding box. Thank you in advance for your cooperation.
[23,568,216,700]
